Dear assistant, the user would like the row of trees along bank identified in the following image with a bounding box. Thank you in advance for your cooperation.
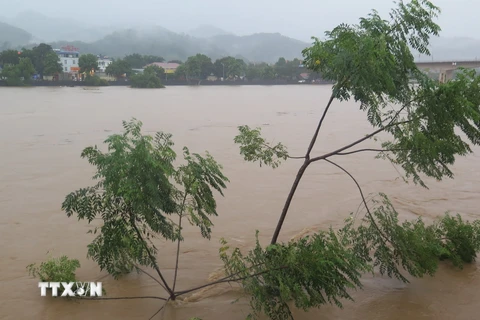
[0,46,321,87]
[24,1,480,319]
[87,53,322,87]
[0,44,110,86]
[0,44,61,86]
[106,54,322,82]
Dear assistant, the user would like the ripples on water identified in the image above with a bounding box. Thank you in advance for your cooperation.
[0,86,478,320]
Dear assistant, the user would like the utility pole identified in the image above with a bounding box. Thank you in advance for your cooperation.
[221,62,225,80]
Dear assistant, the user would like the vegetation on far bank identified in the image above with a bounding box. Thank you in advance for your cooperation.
[25,1,480,320]
[1,46,323,87]
[106,53,320,84]
[83,75,109,86]
[0,43,61,86]
[130,65,165,88]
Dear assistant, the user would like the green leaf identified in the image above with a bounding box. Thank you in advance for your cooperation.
[234,125,290,169]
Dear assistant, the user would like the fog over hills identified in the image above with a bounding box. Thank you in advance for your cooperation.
[2,10,480,63]
[3,10,117,43]
[46,28,307,63]
[188,25,233,38]
[0,21,33,49]
[416,37,480,62]
[0,11,308,63]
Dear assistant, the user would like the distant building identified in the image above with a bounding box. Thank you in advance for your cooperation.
[299,73,310,80]
[54,46,80,77]
[97,55,113,73]
[145,62,180,74]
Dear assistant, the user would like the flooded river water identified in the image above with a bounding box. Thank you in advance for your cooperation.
[0,85,479,320]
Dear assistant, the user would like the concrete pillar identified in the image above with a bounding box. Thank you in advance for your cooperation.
[438,72,446,83]
[438,69,455,83]
[445,69,455,82]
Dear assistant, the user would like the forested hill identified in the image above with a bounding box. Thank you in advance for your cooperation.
[47,28,309,63]
[6,10,480,64]
[0,22,32,50]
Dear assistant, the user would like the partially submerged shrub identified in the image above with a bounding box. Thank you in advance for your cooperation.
[27,255,80,283]
[436,213,480,265]
[83,75,109,86]
[130,71,165,88]
[220,194,480,320]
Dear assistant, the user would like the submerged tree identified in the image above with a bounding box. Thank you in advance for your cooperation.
[130,66,165,88]
[1,57,35,86]
[43,51,63,77]
[105,59,133,80]
[31,43,55,78]
[0,49,20,66]
[79,53,99,74]
[226,0,480,318]
[61,119,229,302]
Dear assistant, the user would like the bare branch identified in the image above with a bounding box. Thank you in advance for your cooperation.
[305,94,335,159]
[268,94,337,245]
[130,215,174,297]
[270,163,309,244]
[336,148,408,156]
[323,159,390,242]
[323,159,370,213]
[269,94,410,244]
[309,120,412,163]
[134,265,168,292]
[172,213,183,293]
[175,266,289,297]
[172,193,189,292]
[319,99,414,160]
[261,143,305,160]
[173,262,266,297]
[76,296,167,301]
[149,300,168,320]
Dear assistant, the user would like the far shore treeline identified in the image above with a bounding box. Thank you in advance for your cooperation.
[0,43,325,88]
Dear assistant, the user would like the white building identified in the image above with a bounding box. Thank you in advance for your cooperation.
[54,46,80,77]
[97,56,113,73]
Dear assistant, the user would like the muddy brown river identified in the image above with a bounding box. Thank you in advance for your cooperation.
[0,85,479,320]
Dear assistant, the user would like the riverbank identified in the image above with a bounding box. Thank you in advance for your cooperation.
[0,79,334,87]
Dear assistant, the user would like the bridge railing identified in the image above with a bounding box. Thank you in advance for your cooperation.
[415,60,480,64]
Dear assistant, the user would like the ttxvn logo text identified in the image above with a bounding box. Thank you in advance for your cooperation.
[38,282,102,297]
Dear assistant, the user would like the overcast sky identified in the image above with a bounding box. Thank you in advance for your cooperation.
[0,0,477,41]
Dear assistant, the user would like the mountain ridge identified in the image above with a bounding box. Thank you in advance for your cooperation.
[188,25,233,38]
[46,28,308,63]
[4,10,117,43]
[0,21,33,49]
[3,10,480,63]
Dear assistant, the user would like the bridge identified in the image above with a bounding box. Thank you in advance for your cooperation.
[414,60,480,82]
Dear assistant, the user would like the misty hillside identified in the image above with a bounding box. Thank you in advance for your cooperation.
[49,27,228,61]
[188,25,233,38]
[0,21,32,49]
[2,10,306,62]
[5,9,480,63]
[416,37,480,61]
[6,10,116,43]
[207,33,308,62]
[48,28,308,62]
